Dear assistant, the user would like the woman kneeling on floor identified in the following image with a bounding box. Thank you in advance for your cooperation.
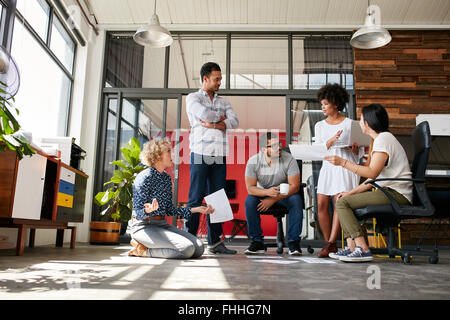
[324,104,413,263]
[129,139,214,259]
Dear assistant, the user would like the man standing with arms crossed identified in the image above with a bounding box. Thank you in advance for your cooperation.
[185,62,239,254]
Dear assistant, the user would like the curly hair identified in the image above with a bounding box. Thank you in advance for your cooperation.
[316,83,349,112]
[140,139,171,167]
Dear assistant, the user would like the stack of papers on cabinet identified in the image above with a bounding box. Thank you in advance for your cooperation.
[38,143,61,157]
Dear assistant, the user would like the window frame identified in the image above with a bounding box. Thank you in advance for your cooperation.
[1,0,77,136]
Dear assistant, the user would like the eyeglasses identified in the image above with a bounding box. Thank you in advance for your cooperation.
[266,142,282,149]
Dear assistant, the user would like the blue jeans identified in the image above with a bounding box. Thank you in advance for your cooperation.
[245,194,304,243]
[186,153,226,245]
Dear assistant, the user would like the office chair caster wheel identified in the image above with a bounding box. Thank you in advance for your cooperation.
[402,254,412,265]
[307,246,314,254]
[429,256,439,264]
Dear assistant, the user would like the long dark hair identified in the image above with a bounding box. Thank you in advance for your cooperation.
[362,104,389,133]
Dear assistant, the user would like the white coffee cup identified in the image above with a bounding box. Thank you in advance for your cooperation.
[279,183,289,195]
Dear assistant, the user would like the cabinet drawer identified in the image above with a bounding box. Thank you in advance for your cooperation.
[57,192,74,208]
[56,205,83,222]
[60,167,75,184]
[59,179,74,196]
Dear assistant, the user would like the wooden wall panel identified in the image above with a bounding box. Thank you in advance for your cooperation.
[354,31,450,135]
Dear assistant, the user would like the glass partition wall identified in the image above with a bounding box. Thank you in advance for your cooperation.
[95,32,355,238]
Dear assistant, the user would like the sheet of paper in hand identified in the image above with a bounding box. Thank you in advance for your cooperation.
[204,188,234,223]
[289,144,328,161]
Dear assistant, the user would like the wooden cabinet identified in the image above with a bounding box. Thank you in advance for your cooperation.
[0,149,88,255]
[0,149,88,222]
[0,151,47,220]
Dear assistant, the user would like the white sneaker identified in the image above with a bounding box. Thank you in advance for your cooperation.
[245,241,266,255]
[328,248,352,260]
[288,249,303,256]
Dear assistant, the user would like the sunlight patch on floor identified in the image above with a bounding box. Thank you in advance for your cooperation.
[149,289,235,300]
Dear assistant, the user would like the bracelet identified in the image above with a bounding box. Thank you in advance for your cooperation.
[343,160,348,168]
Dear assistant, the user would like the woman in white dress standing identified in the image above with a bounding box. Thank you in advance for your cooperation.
[314,84,364,258]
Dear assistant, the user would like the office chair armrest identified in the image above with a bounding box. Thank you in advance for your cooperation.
[364,180,403,214]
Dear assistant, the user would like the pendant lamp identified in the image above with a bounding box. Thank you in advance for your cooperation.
[134,0,173,47]
[350,4,391,49]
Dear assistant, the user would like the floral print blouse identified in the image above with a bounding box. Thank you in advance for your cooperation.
[132,167,191,221]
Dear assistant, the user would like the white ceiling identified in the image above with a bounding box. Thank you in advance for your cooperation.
[85,0,450,29]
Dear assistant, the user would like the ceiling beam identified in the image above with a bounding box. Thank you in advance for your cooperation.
[96,23,450,32]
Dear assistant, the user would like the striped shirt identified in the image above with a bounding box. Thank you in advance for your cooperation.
[186,89,239,156]
[132,167,191,221]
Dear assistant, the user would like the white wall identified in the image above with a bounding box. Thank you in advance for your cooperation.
[73,29,107,243]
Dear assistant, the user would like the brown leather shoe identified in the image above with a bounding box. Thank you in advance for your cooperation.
[317,242,337,258]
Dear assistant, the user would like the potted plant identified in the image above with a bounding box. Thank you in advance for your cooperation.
[91,137,146,244]
[0,83,35,159]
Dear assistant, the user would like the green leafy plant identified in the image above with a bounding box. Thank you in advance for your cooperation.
[94,137,146,222]
[0,83,35,159]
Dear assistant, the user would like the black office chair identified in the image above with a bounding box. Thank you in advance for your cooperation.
[353,121,437,264]
[260,148,314,255]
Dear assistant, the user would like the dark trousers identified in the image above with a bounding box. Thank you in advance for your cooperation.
[245,194,304,244]
[186,152,227,245]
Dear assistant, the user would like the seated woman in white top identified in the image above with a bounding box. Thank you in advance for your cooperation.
[324,104,413,263]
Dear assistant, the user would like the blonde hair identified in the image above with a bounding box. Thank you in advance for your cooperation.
[140,138,171,167]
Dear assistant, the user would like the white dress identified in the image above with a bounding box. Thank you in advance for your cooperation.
[315,118,363,196]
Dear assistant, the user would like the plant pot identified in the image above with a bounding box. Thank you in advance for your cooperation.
[89,221,121,245]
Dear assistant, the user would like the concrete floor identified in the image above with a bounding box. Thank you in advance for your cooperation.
[1,240,450,300]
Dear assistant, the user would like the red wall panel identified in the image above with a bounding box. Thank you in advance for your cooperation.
[168,130,287,238]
